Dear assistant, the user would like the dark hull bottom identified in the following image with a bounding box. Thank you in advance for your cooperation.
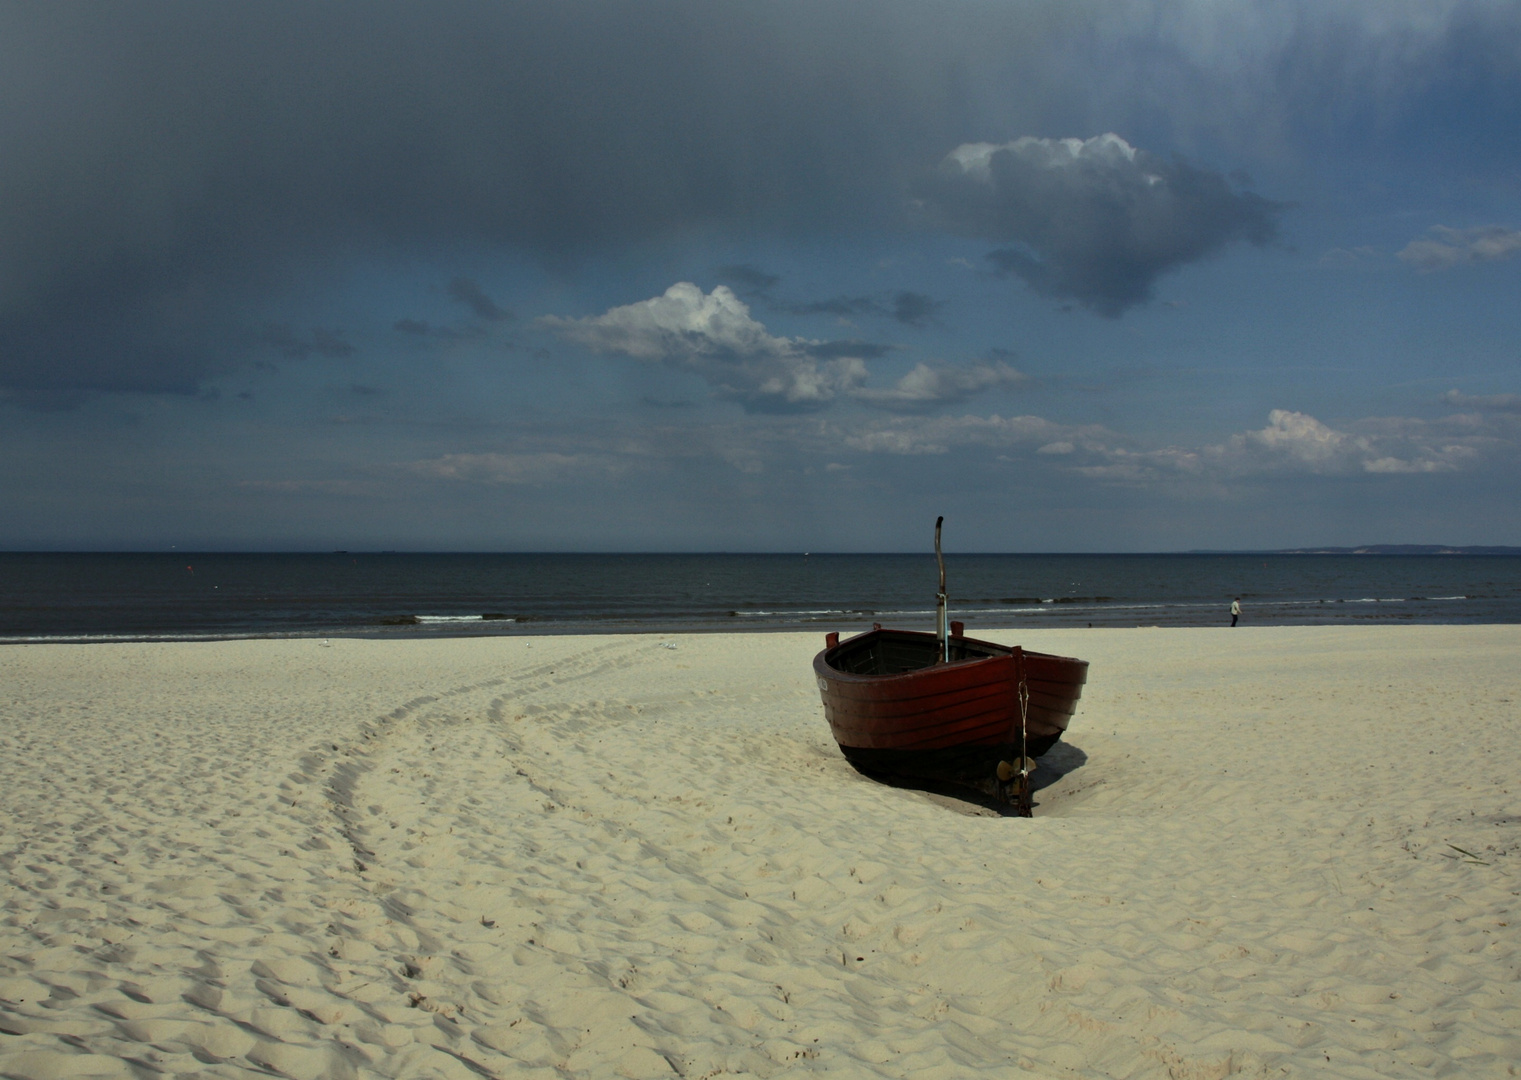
[839,732,1063,790]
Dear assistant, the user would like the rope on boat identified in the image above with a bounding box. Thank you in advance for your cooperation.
[1015,666,1033,817]
[996,648,1035,815]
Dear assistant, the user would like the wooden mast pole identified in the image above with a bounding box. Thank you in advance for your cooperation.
[934,516,948,663]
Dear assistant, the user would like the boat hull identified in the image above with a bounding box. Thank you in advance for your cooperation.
[814,628,1088,789]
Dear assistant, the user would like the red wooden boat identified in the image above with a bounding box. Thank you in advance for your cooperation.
[812,519,1089,810]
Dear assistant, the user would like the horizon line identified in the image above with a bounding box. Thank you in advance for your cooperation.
[3,545,1519,557]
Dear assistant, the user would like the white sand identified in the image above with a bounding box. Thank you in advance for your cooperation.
[2,626,1518,1079]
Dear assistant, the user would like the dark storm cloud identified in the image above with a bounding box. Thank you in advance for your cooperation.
[0,270,219,408]
[447,278,513,322]
[784,296,885,319]
[392,318,484,342]
[4,1,1034,405]
[258,324,356,360]
[778,291,944,327]
[921,134,1282,316]
[714,266,781,296]
[891,291,943,327]
[716,271,945,329]
[6,2,1509,405]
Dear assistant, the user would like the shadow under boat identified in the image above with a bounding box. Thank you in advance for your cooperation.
[848,741,1090,817]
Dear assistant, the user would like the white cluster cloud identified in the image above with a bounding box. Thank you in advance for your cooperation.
[1441,388,1521,411]
[541,283,864,411]
[383,391,1519,493]
[399,452,605,484]
[1229,409,1355,469]
[541,283,782,363]
[853,361,1024,411]
[542,283,1021,413]
[1112,409,1490,478]
[839,407,1498,481]
[1212,409,1474,475]
[1398,226,1521,271]
[941,133,1143,186]
[843,413,1110,455]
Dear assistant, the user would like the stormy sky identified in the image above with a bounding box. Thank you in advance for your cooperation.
[3,1,1519,551]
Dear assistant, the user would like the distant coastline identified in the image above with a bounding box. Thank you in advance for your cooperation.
[1187,545,1521,555]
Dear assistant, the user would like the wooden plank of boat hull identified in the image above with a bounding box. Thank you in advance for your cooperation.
[1025,656,1089,684]
[825,703,1012,743]
[887,720,1027,751]
[821,679,1081,721]
[1026,689,1081,715]
[834,712,1070,752]
[828,708,1070,748]
[821,679,1039,713]
[819,681,1080,730]
[1026,707,1075,728]
[820,652,1012,686]
[823,674,1011,713]
[824,692,1073,742]
[822,682,1013,711]
[832,715,1017,751]
[823,699,1022,733]
[823,677,1083,719]
[821,707,1078,741]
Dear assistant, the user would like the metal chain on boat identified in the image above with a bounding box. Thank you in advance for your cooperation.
[1015,671,1032,817]
[1019,674,1030,750]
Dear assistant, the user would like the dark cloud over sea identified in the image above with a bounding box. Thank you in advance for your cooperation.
[3,1,1520,558]
[2,1,1034,404]
[5,2,1516,406]
[920,135,1283,316]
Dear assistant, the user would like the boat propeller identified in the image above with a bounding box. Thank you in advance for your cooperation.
[997,758,1037,782]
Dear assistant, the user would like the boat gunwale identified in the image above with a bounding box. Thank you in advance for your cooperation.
[816,627,1087,687]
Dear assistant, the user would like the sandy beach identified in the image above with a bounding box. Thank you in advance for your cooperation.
[2,626,1518,1079]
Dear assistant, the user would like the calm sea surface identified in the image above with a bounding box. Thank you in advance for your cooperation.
[3,552,1520,643]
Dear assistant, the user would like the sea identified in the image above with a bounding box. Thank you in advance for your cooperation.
[2,552,1520,644]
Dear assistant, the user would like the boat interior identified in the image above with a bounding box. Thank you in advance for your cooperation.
[828,630,1006,676]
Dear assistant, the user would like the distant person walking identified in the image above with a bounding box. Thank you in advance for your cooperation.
[1230,597,1241,627]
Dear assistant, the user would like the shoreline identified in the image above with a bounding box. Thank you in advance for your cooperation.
[3,626,1519,1078]
[7,551,1518,645]
[6,608,1521,648]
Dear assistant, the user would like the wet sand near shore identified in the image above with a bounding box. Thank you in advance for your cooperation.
[2,626,1518,1079]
